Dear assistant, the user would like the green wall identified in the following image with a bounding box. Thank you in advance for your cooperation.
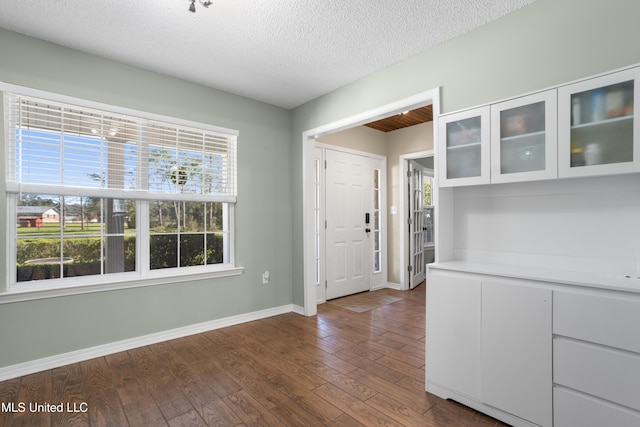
[0,29,293,368]
[290,0,640,306]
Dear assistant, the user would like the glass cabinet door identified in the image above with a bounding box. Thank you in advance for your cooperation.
[490,90,557,183]
[438,106,490,187]
[558,68,640,177]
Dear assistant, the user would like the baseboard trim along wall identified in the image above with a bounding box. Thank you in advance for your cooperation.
[0,304,303,382]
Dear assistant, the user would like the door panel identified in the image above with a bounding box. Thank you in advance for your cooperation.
[408,160,425,288]
[326,149,371,300]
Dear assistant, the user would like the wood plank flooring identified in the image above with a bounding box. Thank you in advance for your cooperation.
[0,284,506,426]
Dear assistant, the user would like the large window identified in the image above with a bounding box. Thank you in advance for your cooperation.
[4,91,238,291]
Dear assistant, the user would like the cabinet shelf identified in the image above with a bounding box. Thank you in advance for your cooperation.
[447,141,481,150]
[571,114,632,130]
[501,130,546,143]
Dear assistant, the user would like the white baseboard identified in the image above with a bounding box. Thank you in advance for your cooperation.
[0,304,296,382]
[291,304,305,315]
[386,282,402,290]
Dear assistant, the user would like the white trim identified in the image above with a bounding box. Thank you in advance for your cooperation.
[302,88,440,316]
[291,304,305,315]
[386,282,402,290]
[0,303,294,382]
[0,266,244,304]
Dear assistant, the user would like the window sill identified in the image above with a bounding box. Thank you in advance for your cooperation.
[0,266,245,304]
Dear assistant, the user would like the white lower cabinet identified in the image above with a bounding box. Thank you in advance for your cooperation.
[426,271,552,427]
[554,387,640,427]
[481,281,552,427]
[426,272,481,400]
[427,268,640,427]
[554,338,640,412]
[553,290,640,424]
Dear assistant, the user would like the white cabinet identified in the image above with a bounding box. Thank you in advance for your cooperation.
[554,387,640,427]
[426,269,552,427]
[438,65,640,186]
[426,271,481,400]
[481,281,552,427]
[553,290,640,424]
[438,106,490,187]
[558,67,640,178]
[490,90,558,183]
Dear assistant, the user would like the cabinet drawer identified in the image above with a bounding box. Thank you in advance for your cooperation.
[554,338,640,411]
[554,291,640,353]
[554,387,640,427]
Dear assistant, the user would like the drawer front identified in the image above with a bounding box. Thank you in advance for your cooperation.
[555,387,640,427]
[554,291,640,353]
[554,338,640,411]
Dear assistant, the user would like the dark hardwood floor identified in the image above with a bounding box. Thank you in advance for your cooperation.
[0,283,505,426]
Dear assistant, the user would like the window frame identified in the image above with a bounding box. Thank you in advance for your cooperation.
[1,83,242,303]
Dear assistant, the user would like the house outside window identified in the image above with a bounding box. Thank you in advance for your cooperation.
[4,90,238,292]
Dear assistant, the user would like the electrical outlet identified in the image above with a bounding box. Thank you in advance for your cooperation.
[262,271,270,284]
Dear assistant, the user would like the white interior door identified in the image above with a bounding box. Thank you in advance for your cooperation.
[325,149,371,300]
[408,160,425,288]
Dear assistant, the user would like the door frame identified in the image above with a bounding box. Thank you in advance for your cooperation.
[302,88,440,316]
[401,151,434,290]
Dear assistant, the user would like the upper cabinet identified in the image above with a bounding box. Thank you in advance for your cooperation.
[490,90,558,183]
[438,106,490,187]
[438,65,640,187]
[558,68,640,178]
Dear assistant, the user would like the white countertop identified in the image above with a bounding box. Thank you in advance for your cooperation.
[428,261,640,294]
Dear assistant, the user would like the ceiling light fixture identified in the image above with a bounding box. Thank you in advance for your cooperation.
[189,0,213,13]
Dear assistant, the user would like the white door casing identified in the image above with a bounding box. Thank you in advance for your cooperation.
[325,149,371,300]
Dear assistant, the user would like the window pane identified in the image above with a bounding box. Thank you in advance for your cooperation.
[16,194,64,282]
[150,234,178,269]
[206,233,224,265]
[63,237,102,277]
[150,200,178,232]
[16,194,136,282]
[181,202,205,232]
[180,234,205,267]
[149,202,226,269]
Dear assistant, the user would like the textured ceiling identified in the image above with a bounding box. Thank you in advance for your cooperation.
[0,0,536,109]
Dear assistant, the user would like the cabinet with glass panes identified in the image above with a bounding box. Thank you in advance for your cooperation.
[558,68,640,177]
[490,90,558,183]
[438,106,490,187]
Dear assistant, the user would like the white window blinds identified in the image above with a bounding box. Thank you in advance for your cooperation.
[4,93,237,202]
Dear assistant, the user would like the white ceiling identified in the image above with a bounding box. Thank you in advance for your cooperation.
[0,0,536,109]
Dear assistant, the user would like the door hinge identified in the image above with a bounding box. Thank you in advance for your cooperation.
[407,170,412,178]
[325,160,327,169]
[407,217,413,225]
[408,265,413,272]
[325,280,327,289]
[325,220,327,229]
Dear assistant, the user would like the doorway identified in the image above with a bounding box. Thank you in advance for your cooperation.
[302,89,440,316]
[406,155,434,290]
